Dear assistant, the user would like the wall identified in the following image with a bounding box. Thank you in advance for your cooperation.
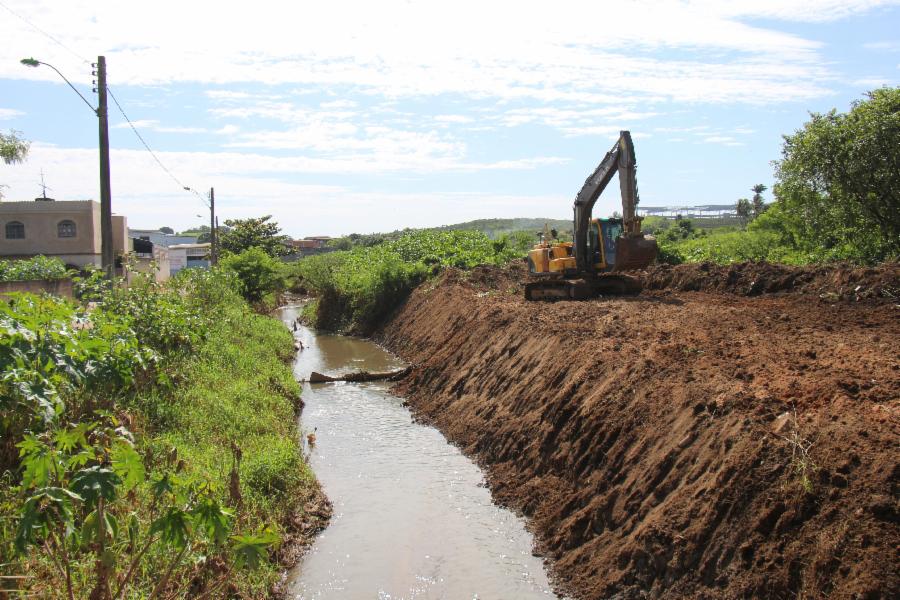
[0,278,74,298]
[128,230,199,247]
[112,215,130,256]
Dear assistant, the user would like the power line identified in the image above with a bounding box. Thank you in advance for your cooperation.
[106,86,210,210]
[0,0,90,66]
[4,0,212,211]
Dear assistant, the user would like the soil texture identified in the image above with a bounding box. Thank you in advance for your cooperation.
[377,262,900,599]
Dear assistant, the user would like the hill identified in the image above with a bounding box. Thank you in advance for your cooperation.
[430,218,572,239]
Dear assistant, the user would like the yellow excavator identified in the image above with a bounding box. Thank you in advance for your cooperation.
[525,130,658,300]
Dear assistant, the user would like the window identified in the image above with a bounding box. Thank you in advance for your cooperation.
[58,220,77,238]
[5,221,25,239]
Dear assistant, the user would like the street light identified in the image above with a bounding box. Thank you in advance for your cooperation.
[21,56,114,280]
[184,185,218,265]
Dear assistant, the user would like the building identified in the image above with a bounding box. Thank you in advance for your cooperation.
[0,199,129,268]
[167,243,211,274]
[288,236,332,250]
[128,229,199,247]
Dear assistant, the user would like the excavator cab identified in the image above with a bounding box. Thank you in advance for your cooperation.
[589,218,624,271]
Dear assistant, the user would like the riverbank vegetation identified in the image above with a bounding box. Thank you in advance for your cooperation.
[291,229,529,334]
[0,267,315,598]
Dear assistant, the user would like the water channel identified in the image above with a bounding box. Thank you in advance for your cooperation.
[277,305,561,600]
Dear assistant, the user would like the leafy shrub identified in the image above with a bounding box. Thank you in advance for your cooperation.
[220,246,285,303]
[0,294,150,468]
[0,255,68,281]
[2,266,309,597]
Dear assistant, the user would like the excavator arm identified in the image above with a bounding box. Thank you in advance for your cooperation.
[572,130,653,272]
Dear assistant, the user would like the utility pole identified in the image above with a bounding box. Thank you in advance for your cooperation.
[95,56,114,279]
[209,187,217,265]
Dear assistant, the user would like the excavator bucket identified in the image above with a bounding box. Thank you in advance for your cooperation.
[613,235,658,272]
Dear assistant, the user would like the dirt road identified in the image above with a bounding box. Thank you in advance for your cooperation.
[377,262,899,599]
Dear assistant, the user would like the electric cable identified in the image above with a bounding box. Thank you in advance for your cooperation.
[4,0,211,210]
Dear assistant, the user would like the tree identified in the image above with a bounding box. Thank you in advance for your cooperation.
[1,130,30,199]
[735,198,752,225]
[773,87,900,262]
[220,247,284,302]
[0,130,29,165]
[158,226,174,234]
[750,184,768,219]
[218,215,290,257]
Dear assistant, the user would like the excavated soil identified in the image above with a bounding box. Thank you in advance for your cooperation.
[376,262,900,600]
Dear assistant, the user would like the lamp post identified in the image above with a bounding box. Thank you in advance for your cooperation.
[184,186,217,265]
[21,56,114,279]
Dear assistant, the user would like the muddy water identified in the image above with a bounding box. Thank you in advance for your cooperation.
[278,305,560,600]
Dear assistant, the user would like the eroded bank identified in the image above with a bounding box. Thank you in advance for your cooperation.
[376,264,899,599]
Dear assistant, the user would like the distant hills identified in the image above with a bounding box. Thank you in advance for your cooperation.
[429,218,572,239]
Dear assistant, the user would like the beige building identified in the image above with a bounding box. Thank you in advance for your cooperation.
[167,243,211,274]
[0,200,129,268]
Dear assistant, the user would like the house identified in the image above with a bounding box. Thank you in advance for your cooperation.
[0,199,129,269]
[128,229,199,247]
[288,236,332,250]
[167,243,211,274]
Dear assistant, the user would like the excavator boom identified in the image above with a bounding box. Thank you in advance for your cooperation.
[573,131,651,272]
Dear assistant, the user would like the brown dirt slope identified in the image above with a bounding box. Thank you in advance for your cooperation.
[377,262,900,600]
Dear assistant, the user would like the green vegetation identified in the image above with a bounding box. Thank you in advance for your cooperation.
[773,87,899,262]
[652,87,899,266]
[1,268,314,598]
[220,215,291,257]
[0,255,68,282]
[328,218,567,250]
[294,229,528,333]
[220,247,286,304]
[1,129,30,200]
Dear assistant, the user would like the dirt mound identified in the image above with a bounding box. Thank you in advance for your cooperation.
[377,265,899,599]
[641,261,900,300]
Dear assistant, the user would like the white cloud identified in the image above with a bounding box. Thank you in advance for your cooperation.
[0,143,572,234]
[863,41,900,51]
[434,115,474,124]
[0,108,25,120]
[691,0,898,22]
[853,77,893,87]
[702,135,742,145]
[1,0,876,105]
[113,119,238,135]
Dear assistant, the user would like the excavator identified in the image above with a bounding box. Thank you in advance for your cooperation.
[525,130,658,300]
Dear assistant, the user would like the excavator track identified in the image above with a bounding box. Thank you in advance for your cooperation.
[524,274,642,301]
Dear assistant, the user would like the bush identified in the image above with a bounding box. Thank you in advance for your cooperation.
[0,256,68,281]
[220,246,285,303]
[1,266,312,597]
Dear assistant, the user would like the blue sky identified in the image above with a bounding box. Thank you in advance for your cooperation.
[1,0,898,237]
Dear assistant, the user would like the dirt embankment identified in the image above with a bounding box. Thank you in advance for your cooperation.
[377,262,900,599]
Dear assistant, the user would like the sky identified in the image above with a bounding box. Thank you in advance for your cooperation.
[0,0,898,237]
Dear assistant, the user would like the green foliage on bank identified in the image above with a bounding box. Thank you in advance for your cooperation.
[220,246,286,303]
[648,89,899,267]
[294,229,528,333]
[772,87,899,263]
[0,268,313,598]
[0,255,68,281]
